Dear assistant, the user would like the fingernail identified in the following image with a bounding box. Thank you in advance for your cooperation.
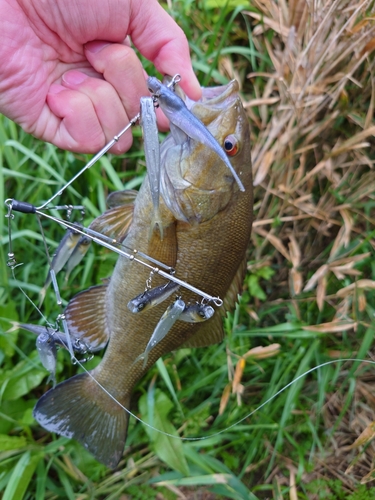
[85,41,111,53]
[62,70,88,85]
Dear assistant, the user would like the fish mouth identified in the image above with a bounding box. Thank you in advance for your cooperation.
[163,75,239,108]
[184,79,239,113]
[185,80,240,123]
[200,80,239,102]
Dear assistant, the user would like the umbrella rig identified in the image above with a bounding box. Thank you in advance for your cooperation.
[4,75,224,381]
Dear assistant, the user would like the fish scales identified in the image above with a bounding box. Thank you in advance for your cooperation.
[33,79,253,468]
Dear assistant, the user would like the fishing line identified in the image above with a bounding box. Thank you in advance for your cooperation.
[66,355,375,442]
[2,302,373,442]
[9,267,54,329]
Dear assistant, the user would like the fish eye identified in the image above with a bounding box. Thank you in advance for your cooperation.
[223,135,239,156]
[137,303,145,311]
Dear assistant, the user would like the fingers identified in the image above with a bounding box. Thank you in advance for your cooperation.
[45,41,173,152]
[129,0,202,101]
[46,84,110,152]
[41,0,201,153]
[62,69,133,153]
[46,42,149,153]
[84,42,149,123]
[46,72,132,153]
[84,41,170,131]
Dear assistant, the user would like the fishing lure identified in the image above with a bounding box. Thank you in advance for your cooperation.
[134,298,186,368]
[127,280,180,313]
[133,300,216,369]
[39,227,82,304]
[7,323,93,387]
[179,303,215,322]
[140,96,163,238]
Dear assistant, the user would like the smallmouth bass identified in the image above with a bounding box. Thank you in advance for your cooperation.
[33,79,253,468]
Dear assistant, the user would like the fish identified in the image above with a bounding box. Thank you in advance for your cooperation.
[147,76,245,193]
[33,78,253,469]
[127,280,180,313]
[134,298,186,368]
[140,96,163,238]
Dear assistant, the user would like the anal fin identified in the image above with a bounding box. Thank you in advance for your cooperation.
[183,255,248,349]
[183,312,224,348]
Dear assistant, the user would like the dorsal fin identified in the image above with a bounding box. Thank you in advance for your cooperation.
[65,284,110,351]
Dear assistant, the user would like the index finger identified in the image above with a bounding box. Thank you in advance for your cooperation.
[129,0,202,101]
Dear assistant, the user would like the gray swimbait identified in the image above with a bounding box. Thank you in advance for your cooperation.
[16,323,90,354]
[134,298,186,367]
[147,76,245,192]
[39,228,81,303]
[140,96,163,238]
[65,235,91,281]
[179,303,215,322]
[36,330,58,387]
[127,281,180,313]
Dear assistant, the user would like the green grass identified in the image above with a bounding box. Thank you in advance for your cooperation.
[1,0,375,498]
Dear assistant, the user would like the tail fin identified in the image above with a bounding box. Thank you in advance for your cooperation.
[33,373,130,468]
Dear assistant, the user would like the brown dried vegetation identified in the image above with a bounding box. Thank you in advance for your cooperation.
[238,0,375,490]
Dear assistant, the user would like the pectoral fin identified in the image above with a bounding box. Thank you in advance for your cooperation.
[65,284,110,351]
[89,204,134,243]
[88,189,137,242]
[147,221,178,269]
[170,122,188,145]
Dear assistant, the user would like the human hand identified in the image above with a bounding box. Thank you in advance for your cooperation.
[0,0,201,153]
